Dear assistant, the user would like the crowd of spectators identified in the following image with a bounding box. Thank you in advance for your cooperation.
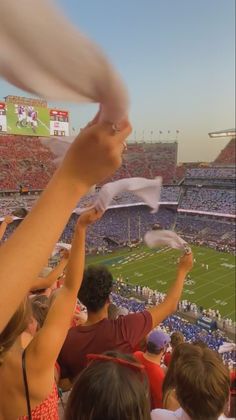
[186,167,235,179]
[110,292,236,365]
[0,135,56,190]
[179,187,235,214]
[0,135,178,191]
[0,132,235,418]
[109,142,178,183]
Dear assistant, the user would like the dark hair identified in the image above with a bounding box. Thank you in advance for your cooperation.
[65,351,151,420]
[146,341,162,355]
[170,331,184,348]
[78,265,113,312]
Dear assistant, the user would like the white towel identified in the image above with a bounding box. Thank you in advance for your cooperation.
[0,0,128,124]
[75,177,162,214]
[144,230,189,250]
[218,342,236,354]
[52,242,71,257]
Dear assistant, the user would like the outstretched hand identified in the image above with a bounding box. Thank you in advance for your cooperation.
[60,117,132,192]
[4,215,14,225]
[77,208,104,228]
[177,252,193,275]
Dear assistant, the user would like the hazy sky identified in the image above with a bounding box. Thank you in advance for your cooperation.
[0,0,235,162]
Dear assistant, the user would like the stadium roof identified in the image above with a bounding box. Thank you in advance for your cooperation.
[208,129,236,138]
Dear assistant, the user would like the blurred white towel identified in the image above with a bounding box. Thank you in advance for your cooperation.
[145,230,188,250]
[75,177,162,214]
[0,0,128,124]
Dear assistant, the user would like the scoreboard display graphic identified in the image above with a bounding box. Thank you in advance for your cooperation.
[0,102,7,133]
[50,109,70,136]
[1,96,70,137]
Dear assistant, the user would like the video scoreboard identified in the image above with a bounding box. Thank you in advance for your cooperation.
[0,96,70,137]
[50,109,69,136]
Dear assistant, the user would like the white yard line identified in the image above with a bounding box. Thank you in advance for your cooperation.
[38,118,50,133]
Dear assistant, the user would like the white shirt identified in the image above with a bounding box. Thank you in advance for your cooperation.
[151,407,232,420]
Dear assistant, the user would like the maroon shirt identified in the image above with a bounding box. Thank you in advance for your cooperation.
[58,310,152,380]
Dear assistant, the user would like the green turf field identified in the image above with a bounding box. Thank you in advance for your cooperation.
[6,103,50,136]
[86,245,236,321]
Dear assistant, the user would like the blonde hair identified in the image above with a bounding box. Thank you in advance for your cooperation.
[0,298,32,365]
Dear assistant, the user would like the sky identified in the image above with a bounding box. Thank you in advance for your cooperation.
[0,0,235,162]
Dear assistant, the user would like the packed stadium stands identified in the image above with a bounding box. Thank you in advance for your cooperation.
[0,135,56,190]
[1,131,236,419]
[0,135,178,190]
[179,188,235,214]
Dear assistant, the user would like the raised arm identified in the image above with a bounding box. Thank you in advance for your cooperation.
[0,120,131,332]
[27,209,103,370]
[30,251,70,292]
[147,252,193,328]
[0,215,14,242]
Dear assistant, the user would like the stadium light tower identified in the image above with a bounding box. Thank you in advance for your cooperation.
[208,129,236,138]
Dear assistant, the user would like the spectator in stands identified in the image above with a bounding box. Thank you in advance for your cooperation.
[0,119,131,332]
[0,208,103,419]
[134,329,170,409]
[162,343,197,411]
[21,295,49,349]
[0,215,14,241]
[30,295,49,329]
[58,251,193,380]
[152,344,231,420]
[30,249,70,296]
[65,351,151,420]
[164,331,184,367]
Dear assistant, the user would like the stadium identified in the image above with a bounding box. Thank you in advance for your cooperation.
[1,99,235,328]
[0,97,236,414]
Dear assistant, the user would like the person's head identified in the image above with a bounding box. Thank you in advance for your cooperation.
[65,351,151,420]
[30,295,49,330]
[162,342,197,399]
[0,297,32,365]
[174,344,230,420]
[146,329,170,356]
[108,303,119,320]
[170,331,184,349]
[78,265,113,313]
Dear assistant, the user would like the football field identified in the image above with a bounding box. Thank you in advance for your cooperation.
[86,245,236,322]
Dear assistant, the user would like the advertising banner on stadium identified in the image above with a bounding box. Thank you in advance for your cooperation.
[0,102,7,133]
[196,316,217,331]
[6,102,50,137]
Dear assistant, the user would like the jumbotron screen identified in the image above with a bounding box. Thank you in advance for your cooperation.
[0,96,70,137]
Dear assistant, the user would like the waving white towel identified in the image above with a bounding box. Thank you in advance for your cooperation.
[52,242,72,257]
[218,342,236,354]
[144,229,189,251]
[0,0,128,124]
[75,177,162,214]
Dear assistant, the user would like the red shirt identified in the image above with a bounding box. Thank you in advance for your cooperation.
[58,310,152,380]
[134,351,165,409]
[164,351,172,367]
